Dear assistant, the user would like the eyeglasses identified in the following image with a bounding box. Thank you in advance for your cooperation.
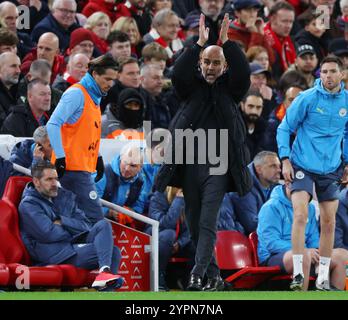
[79,43,94,48]
[56,8,76,15]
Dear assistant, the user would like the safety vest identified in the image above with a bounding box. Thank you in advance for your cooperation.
[52,83,101,172]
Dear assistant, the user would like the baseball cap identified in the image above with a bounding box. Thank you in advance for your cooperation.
[328,38,348,56]
[249,62,270,77]
[233,0,262,11]
[296,44,316,57]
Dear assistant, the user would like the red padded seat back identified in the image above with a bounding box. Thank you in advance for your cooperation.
[249,232,259,266]
[0,200,29,264]
[215,231,254,270]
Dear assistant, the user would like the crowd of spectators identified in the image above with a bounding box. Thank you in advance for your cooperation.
[2,0,348,291]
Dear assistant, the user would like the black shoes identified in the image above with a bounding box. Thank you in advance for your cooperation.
[186,273,203,291]
[159,271,169,292]
[290,274,304,291]
[203,276,225,291]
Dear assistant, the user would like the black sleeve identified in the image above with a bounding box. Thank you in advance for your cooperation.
[222,40,251,104]
[172,44,201,100]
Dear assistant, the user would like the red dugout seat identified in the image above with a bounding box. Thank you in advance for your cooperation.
[215,231,281,289]
[1,176,97,288]
[248,232,315,284]
[0,200,62,287]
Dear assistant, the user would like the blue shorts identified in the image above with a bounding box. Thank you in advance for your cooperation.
[263,252,316,276]
[291,164,343,202]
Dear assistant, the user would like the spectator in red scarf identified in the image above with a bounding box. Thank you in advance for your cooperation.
[112,16,144,58]
[82,0,118,23]
[228,0,274,64]
[143,9,183,64]
[21,32,65,84]
[85,12,111,55]
[264,1,296,81]
[52,53,90,92]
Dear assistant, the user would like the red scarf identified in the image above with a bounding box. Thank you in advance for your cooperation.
[63,72,78,86]
[264,22,296,72]
[148,29,183,59]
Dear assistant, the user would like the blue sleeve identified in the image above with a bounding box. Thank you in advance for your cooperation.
[277,93,308,159]
[19,200,73,243]
[46,88,85,159]
[305,205,320,248]
[334,192,348,250]
[232,192,259,235]
[148,192,183,230]
[257,202,292,254]
[343,119,348,164]
[177,227,191,248]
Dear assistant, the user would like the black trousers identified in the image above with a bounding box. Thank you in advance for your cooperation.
[182,164,229,278]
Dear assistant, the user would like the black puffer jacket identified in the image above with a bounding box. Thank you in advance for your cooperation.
[154,41,253,196]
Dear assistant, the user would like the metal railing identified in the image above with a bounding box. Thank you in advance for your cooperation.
[12,163,159,292]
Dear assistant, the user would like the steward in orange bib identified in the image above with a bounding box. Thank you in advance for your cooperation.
[47,55,118,224]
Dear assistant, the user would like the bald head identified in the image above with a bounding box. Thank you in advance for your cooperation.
[120,144,144,179]
[200,45,226,84]
[67,53,89,81]
[37,33,60,66]
[0,2,18,32]
[0,52,20,88]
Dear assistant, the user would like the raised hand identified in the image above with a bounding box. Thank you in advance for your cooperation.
[219,13,231,45]
[197,13,209,47]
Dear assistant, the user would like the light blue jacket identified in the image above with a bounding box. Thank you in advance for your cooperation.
[257,185,319,264]
[277,79,348,174]
[95,154,147,215]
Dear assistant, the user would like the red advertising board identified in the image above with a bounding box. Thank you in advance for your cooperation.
[111,221,151,291]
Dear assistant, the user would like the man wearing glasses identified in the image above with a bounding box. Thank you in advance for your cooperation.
[31,0,80,52]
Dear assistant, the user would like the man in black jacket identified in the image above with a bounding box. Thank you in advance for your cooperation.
[1,78,51,137]
[154,13,252,291]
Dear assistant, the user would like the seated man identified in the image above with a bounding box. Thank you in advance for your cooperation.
[96,143,148,228]
[19,160,124,291]
[0,155,12,198]
[334,188,348,262]
[257,183,346,291]
[146,187,195,291]
[223,151,281,235]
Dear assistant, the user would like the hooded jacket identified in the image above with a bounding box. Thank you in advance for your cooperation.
[227,162,277,235]
[277,79,348,174]
[101,88,145,138]
[19,183,92,265]
[257,185,319,264]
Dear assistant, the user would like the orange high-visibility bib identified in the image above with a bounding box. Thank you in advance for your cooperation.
[52,83,101,173]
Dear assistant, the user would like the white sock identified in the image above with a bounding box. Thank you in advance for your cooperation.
[317,256,331,284]
[293,254,304,277]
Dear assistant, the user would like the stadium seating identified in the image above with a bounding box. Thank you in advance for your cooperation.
[215,230,281,289]
[0,176,98,289]
[248,232,316,285]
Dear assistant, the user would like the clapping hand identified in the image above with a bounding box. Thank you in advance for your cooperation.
[197,14,209,47]
[219,13,231,45]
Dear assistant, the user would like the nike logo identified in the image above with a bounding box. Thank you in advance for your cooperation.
[316,107,324,114]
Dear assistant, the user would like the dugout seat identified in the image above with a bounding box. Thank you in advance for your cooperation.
[215,231,281,289]
[1,176,98,288]
[0,199,62,287]
[248,232,316,285]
